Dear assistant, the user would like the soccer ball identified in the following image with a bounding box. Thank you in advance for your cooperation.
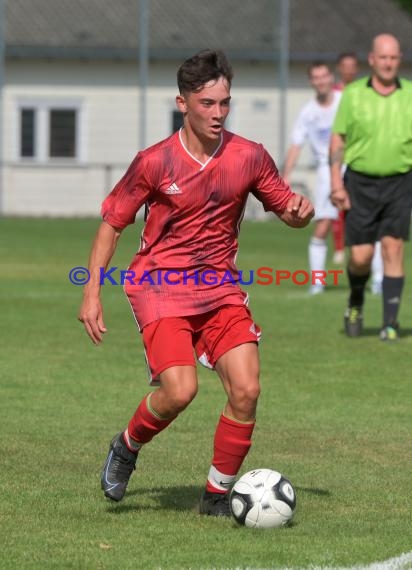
[229,468,296,529]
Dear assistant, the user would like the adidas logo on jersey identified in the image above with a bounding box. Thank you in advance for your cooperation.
[165,182,182,195]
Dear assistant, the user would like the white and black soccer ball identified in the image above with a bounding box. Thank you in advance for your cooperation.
[229,468,296,529]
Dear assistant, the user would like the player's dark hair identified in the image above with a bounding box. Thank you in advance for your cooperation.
[337,51,359,64]
[307,61,332,76]
[177,49,233,94]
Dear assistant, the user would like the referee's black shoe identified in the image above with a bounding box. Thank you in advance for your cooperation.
[101,432,138,502]
[344,306,363,337]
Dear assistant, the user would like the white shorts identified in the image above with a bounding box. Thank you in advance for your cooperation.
[313,165,338,221]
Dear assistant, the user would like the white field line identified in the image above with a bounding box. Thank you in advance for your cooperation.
[197,550,412,570]
[295,550,412,570]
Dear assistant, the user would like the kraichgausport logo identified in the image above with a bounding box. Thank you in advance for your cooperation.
[68,266,343,287]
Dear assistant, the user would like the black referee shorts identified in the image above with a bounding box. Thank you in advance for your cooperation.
[344,168,412,246]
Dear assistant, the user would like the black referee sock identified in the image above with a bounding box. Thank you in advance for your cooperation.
[347,269,370,308]
[382,276,404,327]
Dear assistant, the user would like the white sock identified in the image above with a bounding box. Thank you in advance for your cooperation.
[372,241,383,285]
[207,465,236,493]
[309,237,327,285]
[123,428,142,452]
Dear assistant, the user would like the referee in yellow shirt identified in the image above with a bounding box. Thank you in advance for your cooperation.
[330,33,412,341]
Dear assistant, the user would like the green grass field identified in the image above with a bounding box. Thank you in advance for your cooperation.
[1,218,411,570]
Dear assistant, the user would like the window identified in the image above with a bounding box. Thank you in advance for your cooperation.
[20,109,35,157]
[49,110,76,158]
[172,110,184,133]
[16,100,84,162]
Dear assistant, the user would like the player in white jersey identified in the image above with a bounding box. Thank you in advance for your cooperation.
[283,62,341,294]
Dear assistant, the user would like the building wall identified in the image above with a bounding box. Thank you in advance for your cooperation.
[5,57,410,217]
[3,60,139,215]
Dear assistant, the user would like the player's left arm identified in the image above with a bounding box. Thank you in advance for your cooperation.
[252,146,314,227]
[278,193,314,228]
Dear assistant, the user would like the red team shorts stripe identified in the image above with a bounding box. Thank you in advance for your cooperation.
[142,304,261,385]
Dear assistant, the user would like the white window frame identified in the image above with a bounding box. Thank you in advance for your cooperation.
[14,97,86,163]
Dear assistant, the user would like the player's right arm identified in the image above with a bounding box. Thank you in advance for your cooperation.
[78,221,123,345]
[329,133,350,210]
[79,150,154,343]
[329,89,351,210]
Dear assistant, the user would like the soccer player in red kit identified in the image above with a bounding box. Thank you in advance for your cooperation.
[79,49,314,516]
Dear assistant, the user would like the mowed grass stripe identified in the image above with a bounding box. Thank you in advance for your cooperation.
[0,218,410,570]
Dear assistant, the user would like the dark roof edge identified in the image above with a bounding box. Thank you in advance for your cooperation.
[6,46,412,63]
[6,45,139,60]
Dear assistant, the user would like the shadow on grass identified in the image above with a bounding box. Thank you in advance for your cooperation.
[106,484,331,516]
[339,327,412,338]
[106,485,204,514]
[295,486,331,497]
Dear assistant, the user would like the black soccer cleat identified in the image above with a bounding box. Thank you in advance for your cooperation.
[199,490,231,517]
[101,432,138,502]
[344,306,363,337]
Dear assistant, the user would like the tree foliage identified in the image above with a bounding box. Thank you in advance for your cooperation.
[395,0,412,15]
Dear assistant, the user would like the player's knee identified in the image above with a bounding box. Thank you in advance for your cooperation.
[350,253,372,271]
[168,385,198,412]
[381,240,403,261]
[232,382,261,411]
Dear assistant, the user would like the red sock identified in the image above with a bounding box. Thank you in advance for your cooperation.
[332,211,345,252]
[126,394,176,449]
[206,414,255,494]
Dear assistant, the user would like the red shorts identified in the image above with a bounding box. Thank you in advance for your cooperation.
[142,305,261,385]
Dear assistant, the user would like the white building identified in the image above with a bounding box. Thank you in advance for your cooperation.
[1,0,412,217]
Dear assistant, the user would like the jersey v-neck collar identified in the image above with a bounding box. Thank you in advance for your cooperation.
[366,76,401,96]
[178,128,223,171]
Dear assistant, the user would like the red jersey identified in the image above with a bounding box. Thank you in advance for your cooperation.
[102,129,294,329]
